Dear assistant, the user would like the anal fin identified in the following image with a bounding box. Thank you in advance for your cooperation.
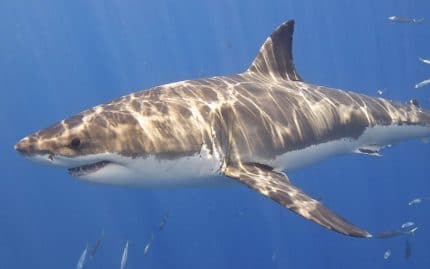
[223,162,371,238]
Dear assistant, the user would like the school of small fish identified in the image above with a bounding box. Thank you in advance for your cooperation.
[74,213,170,268]
[380,193,428,260]
[388,15,430,90]
[385,15,428,262]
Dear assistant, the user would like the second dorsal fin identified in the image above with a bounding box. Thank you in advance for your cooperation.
[248,20,302,81]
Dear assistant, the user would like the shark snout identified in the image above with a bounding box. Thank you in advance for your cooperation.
[14,136,61,166]
[14,136,51,157]
[15,137,35,155]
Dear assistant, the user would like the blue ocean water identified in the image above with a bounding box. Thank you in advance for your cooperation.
[1,0,430,268]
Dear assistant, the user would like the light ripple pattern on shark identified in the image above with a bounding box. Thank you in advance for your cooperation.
[15,20,430,237]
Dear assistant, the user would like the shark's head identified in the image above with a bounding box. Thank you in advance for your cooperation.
[13,91,221,187]
[14,110,148,181]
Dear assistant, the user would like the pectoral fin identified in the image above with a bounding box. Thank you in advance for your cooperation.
[223,162,371,238]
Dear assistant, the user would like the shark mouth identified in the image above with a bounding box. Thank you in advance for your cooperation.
[68,160,111,177]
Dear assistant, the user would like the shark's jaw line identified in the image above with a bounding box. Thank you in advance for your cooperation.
[67,160,112,177]
[24,152,121,177]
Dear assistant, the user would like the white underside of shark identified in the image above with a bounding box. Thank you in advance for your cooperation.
[271,124,430,171]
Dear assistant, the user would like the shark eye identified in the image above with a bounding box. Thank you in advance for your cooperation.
[70,138,81,149]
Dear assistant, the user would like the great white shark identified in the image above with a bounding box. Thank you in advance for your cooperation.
[15,20,430,238]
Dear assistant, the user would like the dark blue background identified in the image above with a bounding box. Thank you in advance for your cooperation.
[1,0,429,268]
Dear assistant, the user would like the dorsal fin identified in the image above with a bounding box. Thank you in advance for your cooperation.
[248,20,302,81]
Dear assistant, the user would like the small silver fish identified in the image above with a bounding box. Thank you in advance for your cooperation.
[406,227,418,235]
[405,238,412,260]
[384,249,392,260]
[159,211,170,231]
[120,241,129,269]
[401,222,415,229]
[419,57,430,65]
[388,16,424,23]
[90,230,105,259]
[408,198,422,205]
[377,90,384,96]
[144,233,155,256]
[272,251,277,262]
[415,79,430,89]
[77,244,89,269]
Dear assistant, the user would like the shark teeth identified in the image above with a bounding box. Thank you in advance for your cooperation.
[68,161,111,177]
